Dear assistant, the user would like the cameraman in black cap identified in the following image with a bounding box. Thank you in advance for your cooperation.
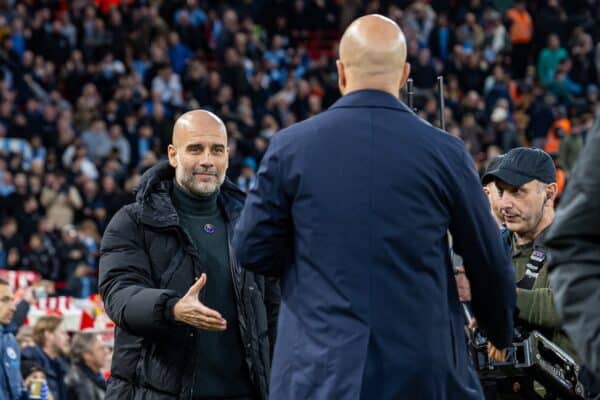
[482,147,577,398]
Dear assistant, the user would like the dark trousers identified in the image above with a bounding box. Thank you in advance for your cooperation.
[511,42,531,80]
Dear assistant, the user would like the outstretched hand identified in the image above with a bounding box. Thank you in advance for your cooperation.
[173,274,227,331]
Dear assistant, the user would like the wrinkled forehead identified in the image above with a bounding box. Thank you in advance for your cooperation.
[180,129,227,148]
[173,118,227,148]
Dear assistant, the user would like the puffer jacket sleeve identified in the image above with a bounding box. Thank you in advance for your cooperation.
[99,206,180,337]
[546,111,600,377]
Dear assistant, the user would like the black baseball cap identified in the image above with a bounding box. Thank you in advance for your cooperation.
[481,155,504,185]
[483,147,556,186]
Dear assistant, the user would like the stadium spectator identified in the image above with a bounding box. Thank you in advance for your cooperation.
[0,0,597,302]
[21,316,70,400]
[65,332,108,400]
[506,1,533,79]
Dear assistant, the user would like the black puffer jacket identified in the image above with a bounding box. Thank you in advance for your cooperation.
[99,161,280,400]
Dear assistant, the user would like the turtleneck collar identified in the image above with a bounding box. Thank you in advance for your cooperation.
[171,179,219,216]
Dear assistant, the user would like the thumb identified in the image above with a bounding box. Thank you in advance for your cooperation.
[187,273,207,297]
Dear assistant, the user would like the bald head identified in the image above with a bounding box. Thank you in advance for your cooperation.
[172,110,227,148]
[168,110,229,197]
[337,14,410,96]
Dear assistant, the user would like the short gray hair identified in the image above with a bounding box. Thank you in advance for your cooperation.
[70,332,98,362]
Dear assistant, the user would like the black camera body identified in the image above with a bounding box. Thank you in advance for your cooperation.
[466,321,585,399]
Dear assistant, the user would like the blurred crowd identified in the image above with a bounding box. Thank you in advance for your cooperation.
[1,281,111,399]
[1,0,600,298]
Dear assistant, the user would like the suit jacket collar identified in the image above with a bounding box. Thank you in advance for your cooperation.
[329,89,412,113]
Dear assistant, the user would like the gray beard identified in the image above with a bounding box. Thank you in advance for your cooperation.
[180,173,224,197]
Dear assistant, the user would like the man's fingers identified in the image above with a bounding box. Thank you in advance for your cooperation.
[487,344,508,362]
[456,274,472,301]
[187,313,227,331]
[196,312,227,327]
[198,303,225,321]
[492,350,505,362]
[187,273,207,297]
[455,266,471,302]
[499,348,507,361]
[184,303,226,325]
[201,325,227,332]
[194,318,227,331]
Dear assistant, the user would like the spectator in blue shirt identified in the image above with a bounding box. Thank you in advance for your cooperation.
[167,32,193,75]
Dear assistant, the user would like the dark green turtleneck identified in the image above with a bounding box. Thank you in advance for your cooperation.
[171,180,253,399]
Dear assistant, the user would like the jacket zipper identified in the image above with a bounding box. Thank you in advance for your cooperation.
[228,230,246,324]
[167,225,199,400]
[227,226,252,363]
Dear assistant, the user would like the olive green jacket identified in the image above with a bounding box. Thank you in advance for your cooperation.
[511,233,578,360]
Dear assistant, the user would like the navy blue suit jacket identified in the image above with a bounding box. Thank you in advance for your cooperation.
[233,89,516,399]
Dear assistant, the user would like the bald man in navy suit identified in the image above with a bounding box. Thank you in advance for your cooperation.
[234,14,516,400]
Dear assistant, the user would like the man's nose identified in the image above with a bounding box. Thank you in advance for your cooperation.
[498,194,512,211]
[199,151,214,166]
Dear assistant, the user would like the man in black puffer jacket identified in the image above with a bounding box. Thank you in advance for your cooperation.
[99,110,280,400]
